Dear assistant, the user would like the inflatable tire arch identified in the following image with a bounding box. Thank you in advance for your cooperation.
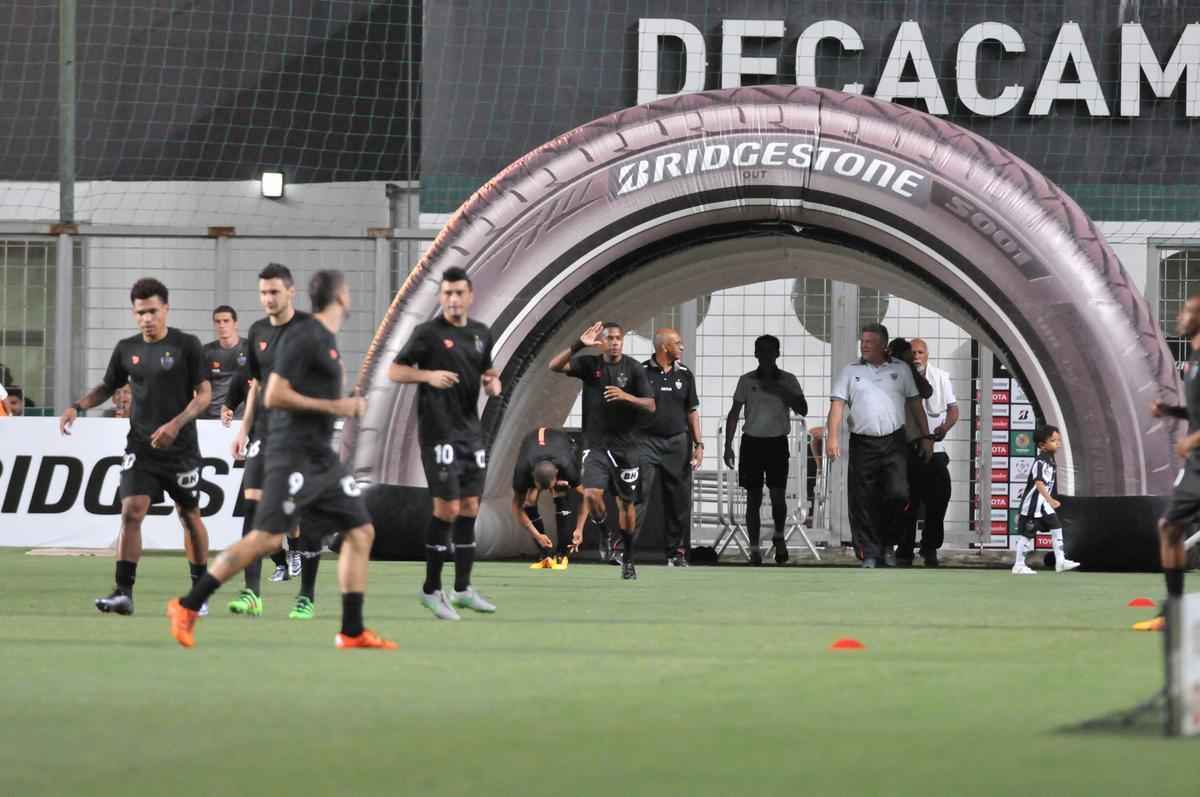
[346,86,1179,557]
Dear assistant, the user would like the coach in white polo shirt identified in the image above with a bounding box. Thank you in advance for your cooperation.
[827,323,932,568]
[896,338,958,566]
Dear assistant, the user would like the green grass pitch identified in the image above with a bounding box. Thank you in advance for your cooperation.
[1,549,1194,796]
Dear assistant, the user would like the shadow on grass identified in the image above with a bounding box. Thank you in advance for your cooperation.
[1057,690,1172,738]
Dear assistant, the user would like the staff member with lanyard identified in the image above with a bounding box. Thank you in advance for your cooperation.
[827,323,932,568]
[636,328,703,567]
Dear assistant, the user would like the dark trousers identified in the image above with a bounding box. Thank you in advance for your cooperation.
[847,431,910,560]
[635,432,692,555]
[896,451,952,560]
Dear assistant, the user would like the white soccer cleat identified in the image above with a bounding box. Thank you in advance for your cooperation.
[1055,558,1081,573]
[1011,563,1037,575]
[420,589,461,621]
[199,601,209,617]
[451,587,497,614]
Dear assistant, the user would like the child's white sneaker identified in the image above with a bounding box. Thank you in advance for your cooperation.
[1055,558,1081,573]
[1012,563,1037,575]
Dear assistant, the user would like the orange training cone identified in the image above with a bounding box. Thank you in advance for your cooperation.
[1128,597,1156,608]
[829,638,865,651]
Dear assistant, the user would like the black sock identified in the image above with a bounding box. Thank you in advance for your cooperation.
[621,530,636,562]
[553,496,573,556]
[188,561,206,586]
[771,498,787,539]
[424,517,451,594]
[115,560,137,596]
[180,573,221,611]
[340,592,364,637]
[1166,568,1185,597]
[746,489,763,547]
[269,548,287,568]
[242,501,263,595]
[300,552,320,601]
[453,515,477,593]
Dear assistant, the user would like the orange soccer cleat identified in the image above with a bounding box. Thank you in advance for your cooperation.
[335,629,398,650]
[166,598,199,648]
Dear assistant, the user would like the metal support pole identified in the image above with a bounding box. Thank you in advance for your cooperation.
[59,0,76,224]
[374,235,391,330]
[827,281,858,545]
[54,234,74,409]
[679,299,698,368]
[977,347,995,545]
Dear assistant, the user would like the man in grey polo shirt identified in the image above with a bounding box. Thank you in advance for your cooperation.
[827,324,932,568]
[724,335,808,565]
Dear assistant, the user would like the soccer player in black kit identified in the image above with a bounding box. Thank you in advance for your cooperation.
[1146,293,1200,639]
[59,278,212,616]
[512,427,585,569]
[167,270,396,650]
[390,267,502,621]
[202,304,248,420]
[549,321,655,580]
[227,263,310,616]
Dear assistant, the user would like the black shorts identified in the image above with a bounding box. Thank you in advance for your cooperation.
[581,446,640,504]
[1017,513,1060,539]
[1165,466,1200,525]
[420,437,487,501]
[738,435,790,490]
[254,454,371,536]
[119,448,202,509]
[241,435,267,492]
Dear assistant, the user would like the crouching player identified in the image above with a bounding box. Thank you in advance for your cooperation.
[512,427,585,569]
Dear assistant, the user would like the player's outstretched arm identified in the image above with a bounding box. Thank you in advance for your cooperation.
[264,373,365,418]
[59,383,117,435]
[549,322,604,373]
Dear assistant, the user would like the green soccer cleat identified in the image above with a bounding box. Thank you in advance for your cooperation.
[227,589,263,617]
[288,595,315,620]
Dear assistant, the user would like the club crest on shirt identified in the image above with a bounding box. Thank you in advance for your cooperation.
[890,373,898,380]
[474,335,484,354]
[236,352,247,367]
[443,339,455,349]
[675,379,683,390]
[131,355,140,365]
[259,340,268,351]
[616,371,629,388]
[161,351,175,370]
[211,361,221,372]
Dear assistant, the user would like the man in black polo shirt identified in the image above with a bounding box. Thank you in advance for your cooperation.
[391,266,502,621]
[59,278,212,616]
[637,328,703,567]
[549,321,655,580]
[511,427,584,568]
[202,305,249,420]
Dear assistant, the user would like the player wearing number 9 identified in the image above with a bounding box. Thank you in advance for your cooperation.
[390,266,502,621]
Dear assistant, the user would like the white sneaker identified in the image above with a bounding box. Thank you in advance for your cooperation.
[420,590,461,621]
[1012,563,1037,575]
[1056,558,1081,573]
[199,601,209,617]
[288,549,302,578]
[451,587,497,614]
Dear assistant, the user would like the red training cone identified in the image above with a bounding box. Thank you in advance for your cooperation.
[1128,597,1156,608]
[829,638,865,651]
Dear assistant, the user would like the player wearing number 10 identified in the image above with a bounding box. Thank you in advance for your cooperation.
[168,270,396,650]
[390,267,502,621]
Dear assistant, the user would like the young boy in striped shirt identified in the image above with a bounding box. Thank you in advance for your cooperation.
[1012,424,1081,575]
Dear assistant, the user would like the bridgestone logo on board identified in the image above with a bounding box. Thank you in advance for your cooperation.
[609,135,930,204]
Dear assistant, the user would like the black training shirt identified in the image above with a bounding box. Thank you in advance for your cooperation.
[642,358,699,438]
[394,316,494,445]
[513,427,580,491]
[102,327,206,458]
[1186,349,1200,464]
[201,337,249,419]
[246,311,310,437]
[268,317,343,458]
[569,353,652,450]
